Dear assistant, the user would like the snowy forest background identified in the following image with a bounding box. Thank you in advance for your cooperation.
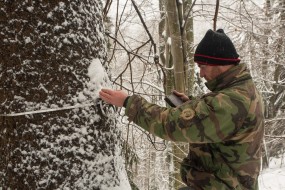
[105,0,285,189]
[0,0,284,189]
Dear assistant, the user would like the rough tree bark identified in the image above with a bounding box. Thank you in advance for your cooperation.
[0,0,126,189]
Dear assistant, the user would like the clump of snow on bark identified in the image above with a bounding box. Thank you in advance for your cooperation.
[87,58,110,97]
[88,58,106,83]
[26,6,34,12]
[167,37,171,45]
[25,37,32,44]
[47,12,53,18]
[71,58,110,104]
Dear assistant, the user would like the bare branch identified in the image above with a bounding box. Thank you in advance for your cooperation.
[265,135,285,139]
[213,0,220,31]
[106,32,151,62]
[182,0,197,33]
[103,0,113,19]
[130,0,158,63]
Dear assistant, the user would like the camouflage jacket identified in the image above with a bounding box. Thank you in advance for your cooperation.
[125,64,264,190]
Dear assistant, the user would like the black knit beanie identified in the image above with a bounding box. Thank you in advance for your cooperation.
[194,29,240,65]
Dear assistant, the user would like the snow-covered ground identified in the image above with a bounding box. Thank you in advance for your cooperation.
[259,156,285,190]
[259,166,285,190]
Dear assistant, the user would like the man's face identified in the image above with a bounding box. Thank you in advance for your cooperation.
[198,64,222,82]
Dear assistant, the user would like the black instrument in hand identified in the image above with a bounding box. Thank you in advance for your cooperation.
[164,94,184,107]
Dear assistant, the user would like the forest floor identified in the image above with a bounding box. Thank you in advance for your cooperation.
[259,156,285,190]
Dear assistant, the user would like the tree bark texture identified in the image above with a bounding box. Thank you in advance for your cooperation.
[165,0,185,93]
[0,0,123,189]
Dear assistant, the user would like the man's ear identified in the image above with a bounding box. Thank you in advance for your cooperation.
[219,65,234,73]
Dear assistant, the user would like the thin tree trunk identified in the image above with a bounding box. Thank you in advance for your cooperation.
[183,0,195,95]
[164,1,195,189]
[165,0,185,93]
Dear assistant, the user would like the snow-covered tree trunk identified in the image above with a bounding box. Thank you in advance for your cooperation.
[0,0,128,189]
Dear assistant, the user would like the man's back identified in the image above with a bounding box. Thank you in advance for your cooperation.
[181,64,264,189]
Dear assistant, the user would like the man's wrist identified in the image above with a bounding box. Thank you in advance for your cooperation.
[123,96,130,108]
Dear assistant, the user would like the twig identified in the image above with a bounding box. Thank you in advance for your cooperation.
[265,117,285,123]
[130,0,158,59]
[213,0,220,31]
[265,135,285,139]
[182,0,197,33]
[102,0,112,19]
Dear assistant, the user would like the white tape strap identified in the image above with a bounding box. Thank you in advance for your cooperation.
[0,103,95,117]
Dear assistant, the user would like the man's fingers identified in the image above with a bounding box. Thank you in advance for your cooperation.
[99,90,113,103]
[101,88,114,96]
[99,89,127,107]
[172,90,183,97]
[172,90,189,102]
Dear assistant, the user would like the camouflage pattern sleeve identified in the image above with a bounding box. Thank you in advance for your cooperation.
[125,92,249,143]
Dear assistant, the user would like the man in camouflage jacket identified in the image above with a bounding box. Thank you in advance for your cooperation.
[100,29,264,190]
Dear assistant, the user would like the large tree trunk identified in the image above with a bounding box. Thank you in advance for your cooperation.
[0,0,128,189]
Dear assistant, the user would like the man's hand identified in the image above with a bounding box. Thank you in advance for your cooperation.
[99,89,128,107]
[172,90,189,102]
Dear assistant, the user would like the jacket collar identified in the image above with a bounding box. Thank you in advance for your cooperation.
[205,64,252,92]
